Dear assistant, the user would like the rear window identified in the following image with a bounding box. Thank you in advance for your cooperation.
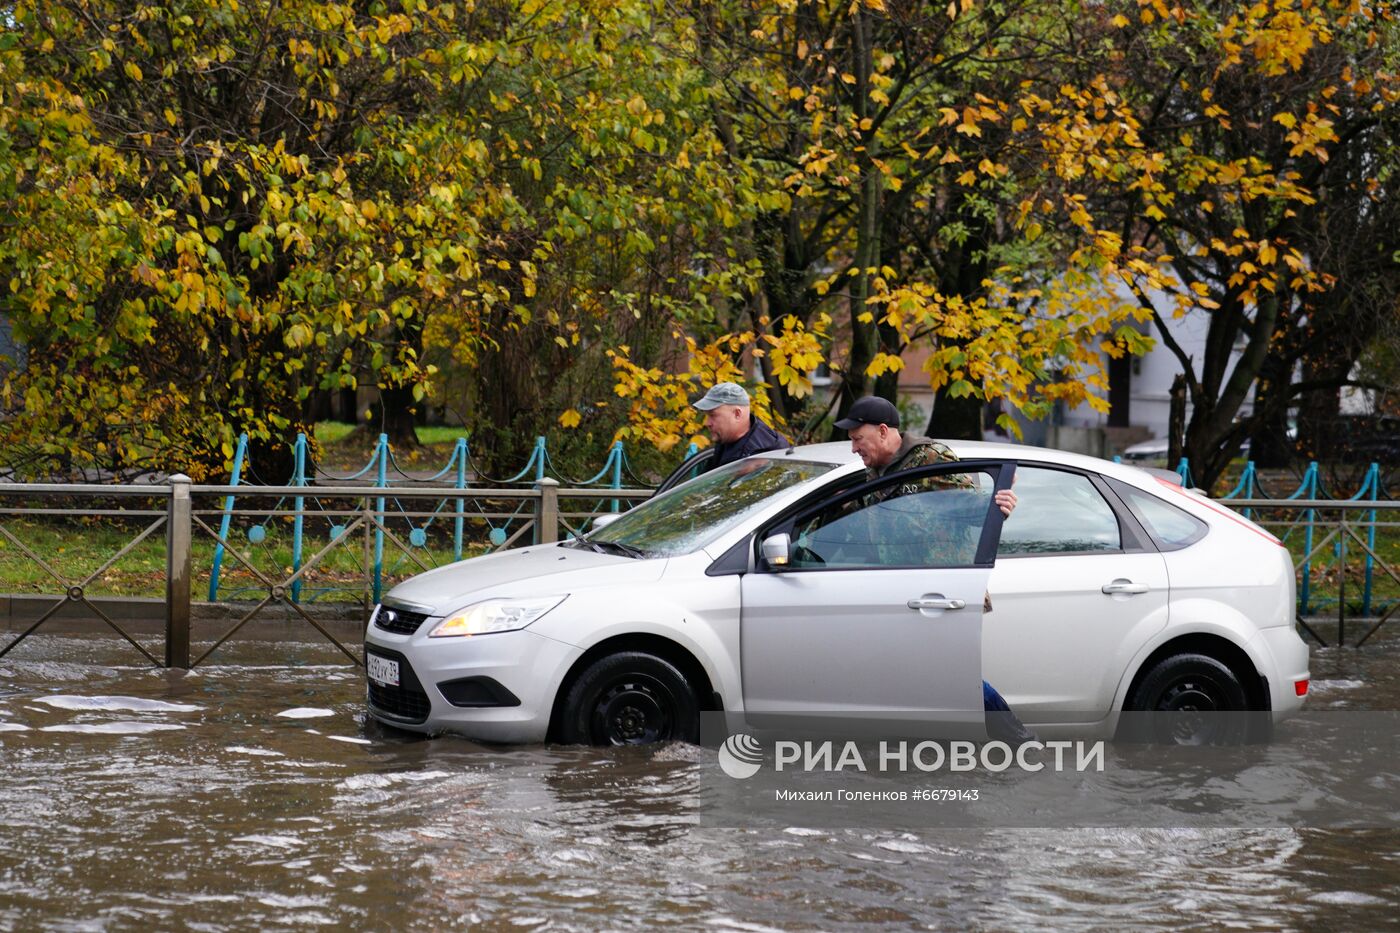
[1107,478,1208,550]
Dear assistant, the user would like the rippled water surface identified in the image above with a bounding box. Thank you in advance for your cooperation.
[1,628,1398,930]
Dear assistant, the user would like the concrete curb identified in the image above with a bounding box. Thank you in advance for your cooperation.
[0,593,364,629]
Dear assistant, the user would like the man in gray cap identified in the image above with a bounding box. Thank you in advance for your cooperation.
[693,381,791,468]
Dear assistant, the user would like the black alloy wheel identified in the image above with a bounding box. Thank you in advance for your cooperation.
[560,651,700,746]
[1124,652,1251,745]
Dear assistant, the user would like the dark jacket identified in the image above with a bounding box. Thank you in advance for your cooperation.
[712,416,791,467]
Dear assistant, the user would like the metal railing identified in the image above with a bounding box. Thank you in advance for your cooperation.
[1220,499,1399,648]
[206,431,653,601]
[0,480,1392,668]
[0,477,651,669]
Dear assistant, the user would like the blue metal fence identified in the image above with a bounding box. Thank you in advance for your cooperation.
[1215,460,1388,617]
[1105,453,1391,616]
[208,438,1391,615]
[207,432,641,603]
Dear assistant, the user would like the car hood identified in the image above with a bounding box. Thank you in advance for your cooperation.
[380,543,665,614]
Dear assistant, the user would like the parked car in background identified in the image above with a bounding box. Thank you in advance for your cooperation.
[1314,414,1400,464]
[364,442,1309,747]
[1120,437,1170,464]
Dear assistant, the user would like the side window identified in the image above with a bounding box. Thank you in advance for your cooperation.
[997,467,1122,556]
[789,470,996,569]
[1108,479,1208,550]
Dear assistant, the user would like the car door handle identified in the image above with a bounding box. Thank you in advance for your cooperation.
[907,596,966,611]
[1101,579,1150,595]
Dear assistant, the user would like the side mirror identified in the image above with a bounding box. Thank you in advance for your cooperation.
[591,513,622,531]
[760,532,791,568]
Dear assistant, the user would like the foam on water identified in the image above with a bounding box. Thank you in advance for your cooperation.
[325,735,372,745]
[337,770,455,791]
[275,707,335,719]
[256,894,328,908]
[1308,891,1389,906]
[42,722,186,734]
[36,695,202,713]
[233,835,305,849]
[705,919,789,933]
[0,723,30,732]
[226,746,285,757]
[549,849,596,864]
[872,836,931,855]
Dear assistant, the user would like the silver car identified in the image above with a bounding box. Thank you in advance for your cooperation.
[364,442,1309,745]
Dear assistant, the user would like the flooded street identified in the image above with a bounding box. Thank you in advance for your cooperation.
[1,627,1398,931]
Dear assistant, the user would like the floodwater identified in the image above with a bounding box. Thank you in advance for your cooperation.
[1,625,1398,931]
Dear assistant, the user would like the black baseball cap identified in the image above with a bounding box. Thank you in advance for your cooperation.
[834,396,900,430]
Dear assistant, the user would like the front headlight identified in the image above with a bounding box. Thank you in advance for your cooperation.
[427,595,566,638]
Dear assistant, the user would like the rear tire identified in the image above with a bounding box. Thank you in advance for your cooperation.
[1124,652,1251,745]
[559,652,700,746]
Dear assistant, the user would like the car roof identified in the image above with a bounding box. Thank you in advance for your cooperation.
[770,438,1170,490]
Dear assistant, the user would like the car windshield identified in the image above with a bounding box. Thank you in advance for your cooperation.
[576,457,839,558]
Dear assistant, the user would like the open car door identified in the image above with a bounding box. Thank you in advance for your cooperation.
[739,461,1014,730]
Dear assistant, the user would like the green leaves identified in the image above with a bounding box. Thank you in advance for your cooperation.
[5,0,1388,482]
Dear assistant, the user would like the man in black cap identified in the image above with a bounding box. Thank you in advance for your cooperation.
[693,381,790,468]
[835,395,1032,744]
[834,395,1016,516]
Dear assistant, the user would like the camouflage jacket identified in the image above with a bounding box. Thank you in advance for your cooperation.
[865,435,969,502]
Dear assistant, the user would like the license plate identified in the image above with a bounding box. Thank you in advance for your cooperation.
[367,654,399,687]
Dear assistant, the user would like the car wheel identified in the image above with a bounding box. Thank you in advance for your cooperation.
[1124,653,1250,745]
[559,652,700,746]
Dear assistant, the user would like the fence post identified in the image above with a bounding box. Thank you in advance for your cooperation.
[1338,526,1347,645]
[208,432,247,601]
[454,437,468,562]
[362,495,375,613]
[1175,457,1192,488]
[1363,462,1378,617]
[534,436,548,482]
[166,474,192,669]
[609,440,624,514]
[374,433,388,604]
[536,478,560,544]
[291,432,307,604]
[1300,462,1318,614]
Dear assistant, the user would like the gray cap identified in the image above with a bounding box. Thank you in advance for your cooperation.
[834,396,901,430]
[693,381,751,411]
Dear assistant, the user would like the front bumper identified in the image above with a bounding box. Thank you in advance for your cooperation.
[365,625,583,743]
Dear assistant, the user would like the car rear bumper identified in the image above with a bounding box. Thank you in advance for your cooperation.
[1250,625,1311,721]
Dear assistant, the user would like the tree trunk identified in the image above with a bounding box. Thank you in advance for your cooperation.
[925,392,982,440]
[1167,374,1187,467]
[338,387,359,423]
[833,9,881,438]
[1296,358,1344,464]
[376,383,421,450]
[1107,354,1131,428]
[248,435,298,485]
[1250,345,1295,468]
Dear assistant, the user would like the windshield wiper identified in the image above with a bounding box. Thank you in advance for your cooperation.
[588,539,649,559]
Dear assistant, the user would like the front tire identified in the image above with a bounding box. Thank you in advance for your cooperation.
[1124,652,1251,745]
[559,652,700,746]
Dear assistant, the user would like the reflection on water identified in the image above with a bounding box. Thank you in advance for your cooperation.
[0,632,1396,929]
